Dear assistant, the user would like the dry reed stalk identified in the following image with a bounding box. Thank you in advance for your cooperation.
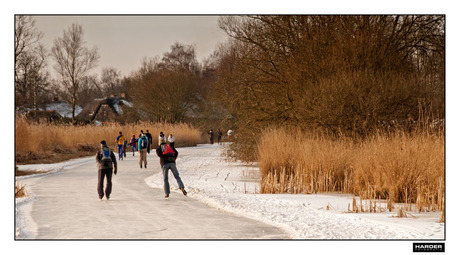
[352,196,358,213]
[258,127,444,215]
[15,182,27,198]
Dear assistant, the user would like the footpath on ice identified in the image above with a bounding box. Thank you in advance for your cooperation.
[16,143,444,239]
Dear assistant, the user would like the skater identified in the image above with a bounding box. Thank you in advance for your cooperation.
[123,138,127,158]
[208,129,214,144]
[168,133,175,148]
[95,140,117,201]
[158,131,165,145]
[156,136,187,199]
[146,130,153,154]
[130,135,137,156]
[138,133,149,168]
[116,131,125,160]
[227,129,234,142]
[217,129,223,145]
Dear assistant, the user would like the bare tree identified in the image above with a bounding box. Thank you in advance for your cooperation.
[100,67,123,96]
[15,15,49,110]
[16,44,49,111]
[127,43,199,122]
[51,23,99,122]
[160,42,200,73]
[15,16,43,83]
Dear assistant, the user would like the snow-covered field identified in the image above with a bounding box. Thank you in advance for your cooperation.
[145,144,444,239]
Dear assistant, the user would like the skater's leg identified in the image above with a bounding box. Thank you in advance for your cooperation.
[139,149,143,167]
[169,163,184,189]
[105,169,113,198]
[162,164,170,196]
[117,145,122,160]
[97,169,105,199]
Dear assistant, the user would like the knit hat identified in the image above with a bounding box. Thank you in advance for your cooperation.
[100,140,107,148]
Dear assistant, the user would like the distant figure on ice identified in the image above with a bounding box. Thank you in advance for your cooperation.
[168,133,175,148]
[130,135,137,156]
[208,129,214,144]
[156,136,187,199]
[217,129,223,145]
[145,130,153,154]
[159,131,165,145]
[227,129,234,142]
[95,140,117,201]
[138,134,149,169]
[123,138,127,158]
[116,131,125,160]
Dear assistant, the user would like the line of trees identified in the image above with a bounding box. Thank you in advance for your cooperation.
[15,16,123,122]
[211,15,445,160]
[14,16,221,127]
[15,15,445,159]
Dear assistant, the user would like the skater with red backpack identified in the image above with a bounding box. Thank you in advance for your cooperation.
[156,135,187,199]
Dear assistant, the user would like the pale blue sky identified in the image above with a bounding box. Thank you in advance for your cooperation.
[34,15,229,78]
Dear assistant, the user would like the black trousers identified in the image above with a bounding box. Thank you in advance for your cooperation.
[97,168,113,199]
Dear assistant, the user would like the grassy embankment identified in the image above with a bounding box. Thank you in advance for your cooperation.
[258,127,444,219]
[15,117,205,165]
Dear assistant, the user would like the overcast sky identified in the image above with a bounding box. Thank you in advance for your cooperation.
[33,15,230,78]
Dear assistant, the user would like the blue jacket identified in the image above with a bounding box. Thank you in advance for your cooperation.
[138,136,149,149]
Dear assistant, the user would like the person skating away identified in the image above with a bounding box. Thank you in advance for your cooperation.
[168,133,175,148]
[227,129,234,142]
[208,129,214,144]
[146,129,153,154]
[138,134,149,168]
[159,131,165,145]
[95,140,117,201]
[123,139,127,158]
[139,130,144,139]
[116,131,125,160]
[217,129,223,145]
[130,135,137,156]
[156,136,187,199]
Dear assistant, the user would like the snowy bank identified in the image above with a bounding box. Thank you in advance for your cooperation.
[145,144,444,239]
[16,157,94,180]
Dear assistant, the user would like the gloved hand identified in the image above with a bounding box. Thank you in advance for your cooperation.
[114,169,117,175]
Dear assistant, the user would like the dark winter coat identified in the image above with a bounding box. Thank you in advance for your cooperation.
[146,132,153,144]
[156,142,178,167]
[96,147,118,172]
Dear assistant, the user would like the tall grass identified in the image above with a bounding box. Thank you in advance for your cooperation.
[258,127,444,213]
[15,117,205,159]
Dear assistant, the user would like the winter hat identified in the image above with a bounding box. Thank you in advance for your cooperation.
[100,140,107,148]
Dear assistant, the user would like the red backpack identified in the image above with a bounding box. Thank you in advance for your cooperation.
[161,144,174,156]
